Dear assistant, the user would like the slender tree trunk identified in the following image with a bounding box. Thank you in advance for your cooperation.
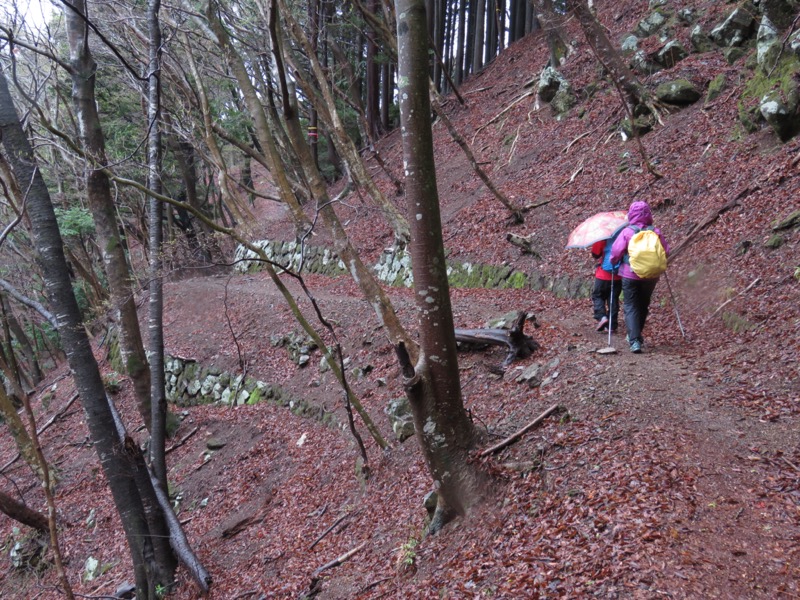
[0,62,166,599]
[277,0,411,244]
[366,0,381,137]
[455,0,466,84]
[1,298,42,385]
[567,0,650,108]
[146,0,169,495]
[396,0,484,534]
[64,0,152,430]
[473,0,486,71]
[0,384,40,478]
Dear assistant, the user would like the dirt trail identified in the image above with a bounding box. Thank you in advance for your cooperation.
[161,271,799,597]
[550,309,800,597]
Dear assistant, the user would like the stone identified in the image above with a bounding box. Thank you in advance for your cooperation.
[236,389,250,405]
[187,379,201,396]
[423,490,438,516]
[386,396,415,441]
[690,25,714,53]
[386,396,412,420]
[760,89,800,141]
[657,41,688,68]
[636,11,667,38]
[206,437,226,450]
[710,5,755,47]
[655,79,701,105]
[677,8,695,24]
[538,67,566,103]
[722,47,746,65]
[392,418,416,442]
[756,16,781,72]
[706,73,727,103]
[298,354,310,367]
[221,388,232,404]
[764,233,784,248]
[551,85,577,114]
[620,35,639,54]
[790,30,800,57]
[516,363,544,387]
[631,50,662,75]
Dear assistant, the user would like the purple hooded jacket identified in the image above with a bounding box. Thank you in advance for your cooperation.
[610,201,669,280]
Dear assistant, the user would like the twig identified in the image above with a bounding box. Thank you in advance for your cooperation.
[472,89,535,139]
[166,426,199,454]
[312,540,368,576]
[565,160,584,185]
[358,577,392,594]
[309,513,349,550]
[505,124,522,166]
[480,404,563,457]
[562,130,591,153]
[704,277,761,323]
[781,456,800,474]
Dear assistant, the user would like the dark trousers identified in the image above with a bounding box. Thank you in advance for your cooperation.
[621,277,658,344]
[591,278,621,329]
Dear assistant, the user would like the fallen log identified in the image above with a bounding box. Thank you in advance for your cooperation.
[455,311,539,370]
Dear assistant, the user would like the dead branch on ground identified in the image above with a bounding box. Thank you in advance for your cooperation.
[704,278,761,323]
[480,404,564,457]
[312,540,368,577]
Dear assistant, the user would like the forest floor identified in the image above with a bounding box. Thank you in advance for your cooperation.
[1,0,800,597]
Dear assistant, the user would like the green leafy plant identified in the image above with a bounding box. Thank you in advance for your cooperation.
[54,206,95,238]
[102,371,122,394]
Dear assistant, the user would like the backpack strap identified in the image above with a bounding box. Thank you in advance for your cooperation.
[621,225,640,264]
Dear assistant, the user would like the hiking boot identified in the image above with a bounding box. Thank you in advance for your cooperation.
[596,316,609,332]
[630,340,643,354]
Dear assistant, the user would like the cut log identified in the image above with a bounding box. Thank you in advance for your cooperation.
[506,233,541,258]
[455,311,539,370]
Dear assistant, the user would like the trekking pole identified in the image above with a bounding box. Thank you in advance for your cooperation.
[608,275,614,348]
[663,272,686,339]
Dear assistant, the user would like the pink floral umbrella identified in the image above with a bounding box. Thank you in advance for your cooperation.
[565,210,628,249]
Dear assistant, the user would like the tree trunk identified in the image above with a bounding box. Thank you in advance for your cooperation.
[567,0,650,108]
[473,0,486,71]
[276,0,412,244]
[0,489,48,532]
[366,0,381,137]
[0,61,170,599]
[396,0,484,534]
[1,298,42,385]
[146,0,169,496]
[0,384,40,478]
[64,0,152,431]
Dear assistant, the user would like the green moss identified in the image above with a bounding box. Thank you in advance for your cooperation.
[246,387,263,405]
[706,73,727,104]
[741,53,800,106]
[504,271,529,289]
[721,311,756,333]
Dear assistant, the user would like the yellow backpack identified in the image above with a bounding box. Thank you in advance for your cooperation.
[626,226,668,278]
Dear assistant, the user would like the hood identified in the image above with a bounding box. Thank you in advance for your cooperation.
[627,201,653,228]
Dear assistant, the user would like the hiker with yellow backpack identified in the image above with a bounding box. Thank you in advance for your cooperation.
[610,201,669,354]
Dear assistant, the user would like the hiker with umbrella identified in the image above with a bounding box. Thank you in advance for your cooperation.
[610,201,670,354]
[566,211,627,334]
